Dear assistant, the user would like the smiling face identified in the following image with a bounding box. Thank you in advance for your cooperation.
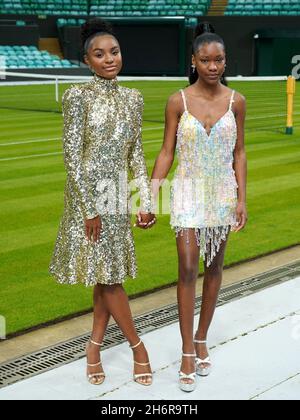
[192,42,226,85]
[84,34,122,79]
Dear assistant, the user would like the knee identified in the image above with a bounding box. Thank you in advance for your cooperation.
[205,259,223,278]
[179,265,198,284]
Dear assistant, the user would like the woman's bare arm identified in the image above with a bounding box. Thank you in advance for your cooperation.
[150,92,182,202]
[232,92,248,231]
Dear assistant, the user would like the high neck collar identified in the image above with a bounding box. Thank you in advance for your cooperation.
[92,73,118,92]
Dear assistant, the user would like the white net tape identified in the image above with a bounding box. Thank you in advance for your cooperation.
[0,70,289,85]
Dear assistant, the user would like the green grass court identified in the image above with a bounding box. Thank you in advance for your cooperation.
[0,79,299,336]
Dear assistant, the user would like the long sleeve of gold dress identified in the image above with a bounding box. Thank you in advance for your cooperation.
[49,73,152,286]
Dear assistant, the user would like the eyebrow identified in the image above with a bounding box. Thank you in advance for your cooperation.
[92,46,119,52]
[199,55,224,58]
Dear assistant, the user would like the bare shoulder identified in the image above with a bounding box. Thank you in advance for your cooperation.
[166,90,183,113]
[232,90,246,106]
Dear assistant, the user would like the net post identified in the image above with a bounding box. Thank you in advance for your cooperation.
[55,78,59,102]
[286,75,296,135]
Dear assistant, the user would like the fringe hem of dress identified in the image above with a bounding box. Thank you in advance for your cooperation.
[172,224,232,268]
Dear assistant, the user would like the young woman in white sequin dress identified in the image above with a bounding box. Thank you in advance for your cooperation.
[49,19,156,386]
[151,22,247,391]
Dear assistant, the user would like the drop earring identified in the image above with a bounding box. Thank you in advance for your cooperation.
[191,64,196,73]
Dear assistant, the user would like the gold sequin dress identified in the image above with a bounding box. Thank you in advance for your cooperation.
[49,73,152,286]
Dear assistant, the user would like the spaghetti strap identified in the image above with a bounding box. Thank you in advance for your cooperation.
[180,89,187,112]
[229,90,235,111]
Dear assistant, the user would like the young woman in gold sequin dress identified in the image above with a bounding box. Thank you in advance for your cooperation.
[49,19,156,386]
[151,23,248,391]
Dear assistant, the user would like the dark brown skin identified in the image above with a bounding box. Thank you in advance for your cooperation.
[151,42,247,383]
[83,34,154,384]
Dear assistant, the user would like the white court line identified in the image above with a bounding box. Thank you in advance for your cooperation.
[1,122,299,162]
[0,152,62,161]
[246,112,300,121]
[0,126,164,146]
[0,137,61,146]
[0,113,60,122]
[1,119,299,159]
[2,107,300,147]
[0,140,164,161]
[144,126,164,131]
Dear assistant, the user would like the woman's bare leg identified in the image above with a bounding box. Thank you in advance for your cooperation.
[101,283,152,384]
[176,229,200,384]
[195,228,230,366]
[86,284,111,379]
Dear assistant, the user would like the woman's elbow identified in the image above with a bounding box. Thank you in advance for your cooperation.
[234,147,246,160]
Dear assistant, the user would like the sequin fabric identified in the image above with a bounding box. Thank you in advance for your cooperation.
[49,73,152,286]
[170,89,238,267]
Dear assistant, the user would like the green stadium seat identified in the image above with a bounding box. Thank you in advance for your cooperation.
[225,0,300,16]
[1,0,299,18]
[0,44,79,69]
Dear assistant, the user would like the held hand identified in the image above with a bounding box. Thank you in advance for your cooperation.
[233,202,248,232]
[134,210,156,229]
[85,215,102,243]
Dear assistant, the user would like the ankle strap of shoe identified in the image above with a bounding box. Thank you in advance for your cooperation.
[90,339,103,346]
[130,339,142,349]
[182,353,196,357]
[194,339,207,344]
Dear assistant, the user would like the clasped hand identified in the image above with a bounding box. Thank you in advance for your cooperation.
[85,211,156,243]
[134,210,156,229]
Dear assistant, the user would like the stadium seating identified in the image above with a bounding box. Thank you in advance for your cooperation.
[0,0,211,17]
[0,0,89,16]
[89,0,210,17]
[1,0,300,17]
[225,0,300,16]
[0,45,79,68]
[57,17,86,27]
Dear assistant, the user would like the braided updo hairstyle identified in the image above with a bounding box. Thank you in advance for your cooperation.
[189,21,227,86]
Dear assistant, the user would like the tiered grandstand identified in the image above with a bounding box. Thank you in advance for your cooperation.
[0,0,211,17]
[0,0,89,16]
[1,0,300,17]
[0,45,77,68]
[1,1,300,74]
[225,0,300,15]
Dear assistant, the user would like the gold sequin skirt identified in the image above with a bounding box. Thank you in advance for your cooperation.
[49,211,137,287]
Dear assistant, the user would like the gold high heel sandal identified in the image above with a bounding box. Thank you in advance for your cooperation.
[130,339,153,386]
[86,339,105,385]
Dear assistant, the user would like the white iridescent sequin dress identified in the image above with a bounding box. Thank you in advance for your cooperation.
[170,89,238,267]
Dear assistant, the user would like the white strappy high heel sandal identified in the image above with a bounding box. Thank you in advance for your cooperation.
[86,339,105,385]
[179,353,197,392]
[130,339,153,386]
[194,339,212,377]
